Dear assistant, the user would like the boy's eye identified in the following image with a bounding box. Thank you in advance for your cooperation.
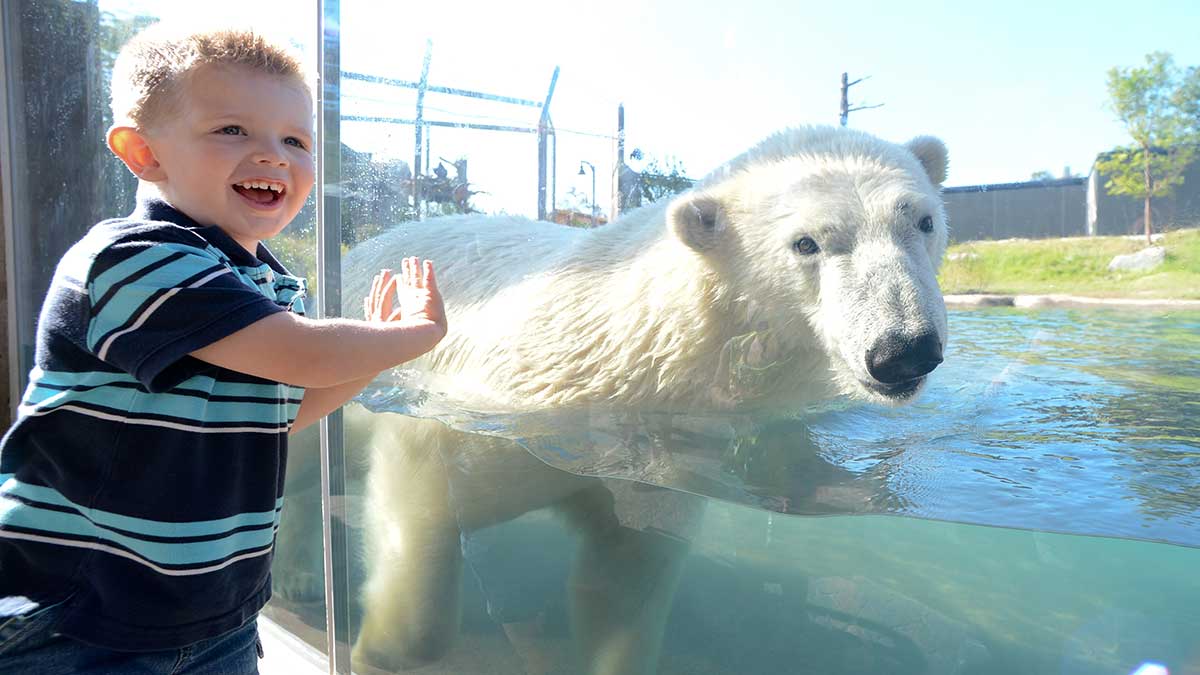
[218,125,246,136]
[284,137,309,150]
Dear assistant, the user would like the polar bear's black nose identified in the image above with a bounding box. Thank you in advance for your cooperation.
[866,331,943,384]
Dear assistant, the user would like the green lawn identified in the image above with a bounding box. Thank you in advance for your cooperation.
[938,228,1200,299]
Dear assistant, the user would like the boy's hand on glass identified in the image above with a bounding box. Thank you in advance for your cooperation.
[363,268,402,321]
[364,258,447,336]
[398,256,447,335]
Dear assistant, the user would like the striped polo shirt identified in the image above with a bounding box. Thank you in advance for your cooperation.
[0,199,307,650]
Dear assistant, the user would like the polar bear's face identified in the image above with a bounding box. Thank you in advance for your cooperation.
[668,136,949,405]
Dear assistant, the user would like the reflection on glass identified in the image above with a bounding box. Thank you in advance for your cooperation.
[4,2,141,387]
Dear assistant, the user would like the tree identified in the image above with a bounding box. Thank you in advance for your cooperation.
[637,155,694,203]
[1097,52,1198,245]
[1176,64,1200,127]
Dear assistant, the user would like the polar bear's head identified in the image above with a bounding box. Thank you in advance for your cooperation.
[666,127,949,405]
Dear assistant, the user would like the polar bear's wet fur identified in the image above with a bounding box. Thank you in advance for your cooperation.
[301,126,949,673]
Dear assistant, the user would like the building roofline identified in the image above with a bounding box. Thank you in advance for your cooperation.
[943,176,1086,194]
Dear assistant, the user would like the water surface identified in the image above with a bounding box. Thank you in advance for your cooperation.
[359,308,1200,547]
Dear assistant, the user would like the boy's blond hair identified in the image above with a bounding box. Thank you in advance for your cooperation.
[110,23,313,130]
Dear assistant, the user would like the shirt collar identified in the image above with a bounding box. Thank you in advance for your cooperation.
[132,198,288,275]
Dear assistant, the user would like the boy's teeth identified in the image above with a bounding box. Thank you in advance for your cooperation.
[237,181,283,192]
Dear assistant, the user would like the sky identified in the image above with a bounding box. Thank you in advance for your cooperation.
[103,0,1200,218]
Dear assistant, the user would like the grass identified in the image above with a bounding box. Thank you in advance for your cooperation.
[938,227,1200,299]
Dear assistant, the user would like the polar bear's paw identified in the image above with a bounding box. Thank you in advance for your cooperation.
[352,620,457,673]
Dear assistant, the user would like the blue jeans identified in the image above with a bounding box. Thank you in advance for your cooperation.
[0,598,262,675]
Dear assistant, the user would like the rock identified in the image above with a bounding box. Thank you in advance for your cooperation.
[1108,247,1165,272]
[806,575,991,675]
[943,294,1014,307]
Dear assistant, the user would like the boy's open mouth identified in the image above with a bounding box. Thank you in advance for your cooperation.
[232,180,286,207]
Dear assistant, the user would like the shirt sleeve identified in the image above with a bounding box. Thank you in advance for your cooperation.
[84,231,287,392]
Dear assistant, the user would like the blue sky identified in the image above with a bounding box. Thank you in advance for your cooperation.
[104,0,1200,217]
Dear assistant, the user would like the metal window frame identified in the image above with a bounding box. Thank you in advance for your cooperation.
[315,1,353,673]
[0,2,23,422]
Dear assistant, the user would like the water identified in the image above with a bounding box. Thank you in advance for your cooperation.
[681,309,1199,675]
[795,307,1200,545]
[665,505,1200,675]
[350,308,1200,674]
[360,308,1200,547]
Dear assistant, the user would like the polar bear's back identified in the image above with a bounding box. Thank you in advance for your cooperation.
[339,204,683,401]
[342,214,584,307]
[341,202,674,313]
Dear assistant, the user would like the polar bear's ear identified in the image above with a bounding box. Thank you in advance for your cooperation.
[668,191,728,253]
[906,136,949,186]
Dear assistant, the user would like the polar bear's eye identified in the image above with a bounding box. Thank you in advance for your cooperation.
[792,236,820,256]
[918,216,934,233]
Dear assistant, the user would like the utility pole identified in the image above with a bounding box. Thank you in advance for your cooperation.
[840,72,884,126]
[612,103,624,220]
[413,40,432,219]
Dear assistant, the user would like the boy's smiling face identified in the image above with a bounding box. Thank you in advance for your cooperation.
[139,64,315,253]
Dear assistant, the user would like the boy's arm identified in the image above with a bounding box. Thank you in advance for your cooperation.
[190,312,443,388]
[191,258,446,389]
[290,375,375,433]
[288,260,441,432]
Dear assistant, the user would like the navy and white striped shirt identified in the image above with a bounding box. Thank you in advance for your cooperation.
[0,199,307,650]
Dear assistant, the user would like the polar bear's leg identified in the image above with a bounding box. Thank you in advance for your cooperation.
[273,483,324,603]
[562,485,691,675]
[353,415,464,671]
[273,424,324,603]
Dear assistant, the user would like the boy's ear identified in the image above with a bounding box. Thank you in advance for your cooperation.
[107,126,165,182]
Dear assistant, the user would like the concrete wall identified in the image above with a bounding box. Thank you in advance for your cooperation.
[942,178,1087,243]
[944,155,1200,243]
[1088,160,1200,236]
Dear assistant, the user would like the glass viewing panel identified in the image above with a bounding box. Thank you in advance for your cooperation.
[278,2,1200,674]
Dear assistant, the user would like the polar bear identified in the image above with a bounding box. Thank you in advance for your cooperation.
[280,125,950,674]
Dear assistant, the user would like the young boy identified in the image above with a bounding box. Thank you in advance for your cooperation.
[0,24,446,673]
